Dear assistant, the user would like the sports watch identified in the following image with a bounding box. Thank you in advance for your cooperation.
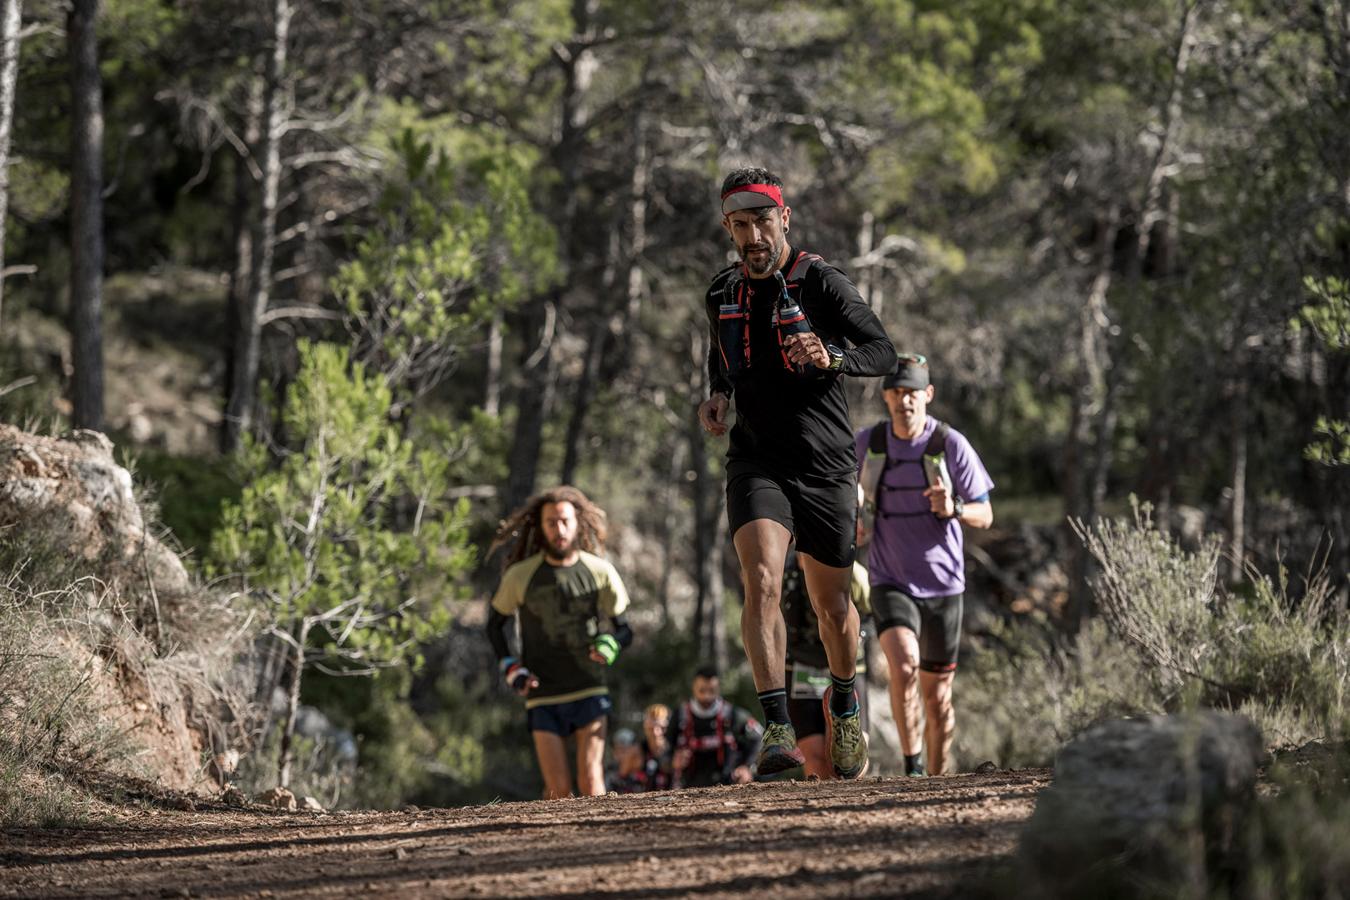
[951,496,965,520]
[826,344,845,371]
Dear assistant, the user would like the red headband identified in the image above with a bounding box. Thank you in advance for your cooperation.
[721,183,784,214]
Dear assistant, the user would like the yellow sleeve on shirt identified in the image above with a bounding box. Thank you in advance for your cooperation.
[580,551,630,617]
[490,554,544,615]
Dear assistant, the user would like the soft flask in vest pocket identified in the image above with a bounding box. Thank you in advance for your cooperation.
[773,270,814,374]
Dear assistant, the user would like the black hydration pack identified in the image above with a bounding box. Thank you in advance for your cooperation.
[715,250,823,381]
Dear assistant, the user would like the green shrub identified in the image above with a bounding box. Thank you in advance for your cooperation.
[959,503,1348,770]
[1233,742,1350,900]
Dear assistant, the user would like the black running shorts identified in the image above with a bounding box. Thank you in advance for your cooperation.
[726,460,857,568]
[872,586,963,673]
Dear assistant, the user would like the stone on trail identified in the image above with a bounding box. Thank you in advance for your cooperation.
[1019,711,1263,897]
[257,787,297,811]
[302,796,325,813]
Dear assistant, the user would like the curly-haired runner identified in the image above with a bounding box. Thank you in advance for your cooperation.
[486,485,634,799]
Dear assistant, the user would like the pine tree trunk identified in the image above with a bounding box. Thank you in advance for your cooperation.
[224,0,290,451]
[503,300,557,512]
[1227,366,1248,586]
[68,0,104,431]
[220,77,262,452]
[276,620,309,789]
[483,310,503,417]
[1063,206,1119,633]
[0,0,21,331]
[687,325,725,665]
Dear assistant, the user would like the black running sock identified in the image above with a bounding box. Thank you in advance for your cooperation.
[905,754,925,776]
[757,689,791,726]
[829,674,858,716]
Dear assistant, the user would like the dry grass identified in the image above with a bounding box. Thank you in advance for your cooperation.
[0,518,256,827]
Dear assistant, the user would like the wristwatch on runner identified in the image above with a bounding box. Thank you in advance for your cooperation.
[826,345,844,371]
[950,496,965,520]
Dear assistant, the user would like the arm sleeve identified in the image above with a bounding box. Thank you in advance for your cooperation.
[705,283,733,398]
[610,614,634,649]
[816,266,895,377]
[486,607,513,661]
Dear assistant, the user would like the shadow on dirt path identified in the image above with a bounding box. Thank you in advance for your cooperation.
[1,769,1050,898]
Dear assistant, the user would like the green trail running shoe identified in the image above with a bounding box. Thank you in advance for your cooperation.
[756,721,806,776]
[824,687,869,779]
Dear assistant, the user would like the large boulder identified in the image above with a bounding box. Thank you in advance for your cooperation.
[1019,712,1264,898]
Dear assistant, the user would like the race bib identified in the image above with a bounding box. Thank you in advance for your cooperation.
[789,664,831,700]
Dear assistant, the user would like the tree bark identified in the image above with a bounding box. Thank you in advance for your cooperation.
[502,300,557,512]
[688,325,726,667]
[0,0,21,332]
[68,0,104,431]
[276,619,309,788]
[483,309,503,417]
[1227,377,1247,586]
[220,76,262,452]
[1063,205,1120,633]
[224,0,290,452]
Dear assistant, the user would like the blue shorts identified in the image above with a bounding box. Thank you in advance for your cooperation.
[527,694,612,736]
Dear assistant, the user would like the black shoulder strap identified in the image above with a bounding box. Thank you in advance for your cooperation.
[785,250,823,285]
[923,420,950,457]
[868,420,888,455]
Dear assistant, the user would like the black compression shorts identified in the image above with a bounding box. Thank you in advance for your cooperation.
[726,460,857,568]
[872,586,963,673]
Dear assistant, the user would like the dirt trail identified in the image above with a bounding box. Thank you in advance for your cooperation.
[1,769,1050,898]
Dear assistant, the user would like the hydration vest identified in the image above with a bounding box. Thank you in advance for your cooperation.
[716,250,823,381]
[676,700,740,769]
[859,419,951,524]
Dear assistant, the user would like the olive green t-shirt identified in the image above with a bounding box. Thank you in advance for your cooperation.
[491,551,630,709]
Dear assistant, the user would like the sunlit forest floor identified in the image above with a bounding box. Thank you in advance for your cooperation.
[0,769,1051,898]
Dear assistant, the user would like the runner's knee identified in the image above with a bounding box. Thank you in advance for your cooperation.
[881,627,920,677]
[741,562,782,607]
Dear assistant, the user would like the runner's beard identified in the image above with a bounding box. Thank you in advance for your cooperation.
[543,536,573,561]
[739,233,786,277]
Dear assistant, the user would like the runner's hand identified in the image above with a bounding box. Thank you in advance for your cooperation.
[698,392,730,436]
[500,658,540,696]
[589,634,621,665]
[783,332,830,369]
[923,480,955,518]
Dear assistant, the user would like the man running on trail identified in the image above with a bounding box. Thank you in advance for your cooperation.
[856,354,993,776]
[668,665,763,788]
[487,486,634,799]
[697,166,895,778]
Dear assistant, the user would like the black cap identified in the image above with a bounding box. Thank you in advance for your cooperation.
[882,352,930,390]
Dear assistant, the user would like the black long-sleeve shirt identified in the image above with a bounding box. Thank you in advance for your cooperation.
[704,247,895,477]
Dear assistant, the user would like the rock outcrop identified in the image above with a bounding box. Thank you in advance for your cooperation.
[0,424,191,598]
[0,425,241,793]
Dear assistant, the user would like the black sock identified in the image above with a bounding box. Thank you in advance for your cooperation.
[757,689,790,726]
[829,674,858,716]
[905,754,925,776]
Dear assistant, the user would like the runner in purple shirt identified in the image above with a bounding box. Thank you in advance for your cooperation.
[854,353,994,776]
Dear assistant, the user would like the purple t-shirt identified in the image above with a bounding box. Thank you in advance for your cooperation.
[854,417,994,598]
